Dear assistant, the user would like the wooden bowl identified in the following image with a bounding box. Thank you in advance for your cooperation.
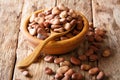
[21,10,89,55]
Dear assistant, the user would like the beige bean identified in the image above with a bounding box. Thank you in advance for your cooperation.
[88,67,100,75]
[22,70,29,77]
[64,23,72,30]
[57,66,69,74]
[68,9,74,16]
[29,28,36,36]
[59,11,68,18]
[54,57,65,64]
[37,33,48,40]
[52,7,60,15]
[60,61,71,67]
[53,27,64,33]
[38,12,45,17]
[34,17,45,24]
[44,55,54,63]
[51,24,61,29]
[64,69,75,77]
[45,14,54,20]
[50,18,60,25]
[60,18,66,24]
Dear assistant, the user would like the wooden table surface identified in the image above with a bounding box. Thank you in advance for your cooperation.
[0,0,120,80]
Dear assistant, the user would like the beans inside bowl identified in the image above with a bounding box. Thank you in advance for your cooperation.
[28,4,84,40]
[22,4,89,54]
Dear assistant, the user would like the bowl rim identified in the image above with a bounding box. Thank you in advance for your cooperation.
[21,10,89,45]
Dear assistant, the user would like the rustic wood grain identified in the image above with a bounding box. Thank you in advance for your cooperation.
[0,0,23,80]
[13,0,56,80]
[92,0,120,80]
[1,0,119,80]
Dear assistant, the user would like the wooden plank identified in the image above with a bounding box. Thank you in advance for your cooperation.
[57,0,93,80]
[13,0,56,80]
[92,0,120,80]
[0,0,23,80]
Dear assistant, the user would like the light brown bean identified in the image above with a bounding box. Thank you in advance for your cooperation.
[64,69,75,77]
[71,72,83,80]
[64,23,72,30]
[88,67,100,75]
[44,55,54,63]
[55,73,64,80]
[70,56,81,65]
[53,27,64,33]
[34,17,45,24]
[56,66,69,74]
[45,67,54,75]
[51,24,61,29]
[52,7,60,15]
[50,18,60,25]
[59,11,68,18]
[60,61,71,67]
[54,57,65,64]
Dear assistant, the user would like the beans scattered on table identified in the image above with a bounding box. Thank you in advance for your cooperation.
[42,21,111,80]
[20,4,111,80]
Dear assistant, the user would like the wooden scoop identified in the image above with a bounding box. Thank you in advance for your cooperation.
[17,26,75,68]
